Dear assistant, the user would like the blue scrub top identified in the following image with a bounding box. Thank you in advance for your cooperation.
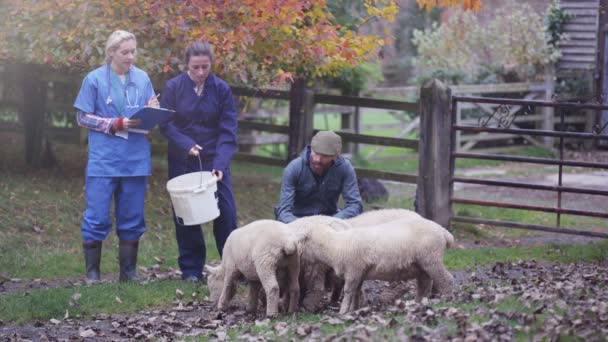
[74,64,155,177]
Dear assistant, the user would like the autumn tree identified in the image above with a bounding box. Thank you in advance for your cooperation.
[0,0,398,166]
[416,0,482,12]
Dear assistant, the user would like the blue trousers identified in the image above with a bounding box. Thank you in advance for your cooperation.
[169,158,237,280]
[81,176,147,242]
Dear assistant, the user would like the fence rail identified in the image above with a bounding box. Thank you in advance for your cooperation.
[450,96,608,238]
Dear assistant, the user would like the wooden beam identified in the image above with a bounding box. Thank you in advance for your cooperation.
[314,93,418,112]
[418,79,452,228]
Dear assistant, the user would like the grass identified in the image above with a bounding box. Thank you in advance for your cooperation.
[444,240,608,270]
[0,280,206,324]
[0,137,280,280]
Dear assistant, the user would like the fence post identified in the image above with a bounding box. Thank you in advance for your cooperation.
[417,79,452,228]
[340,110,354,155]
[541,67,555,147]
[287,78,314,161]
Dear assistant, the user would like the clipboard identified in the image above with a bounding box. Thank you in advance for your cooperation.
[128,106,175,133]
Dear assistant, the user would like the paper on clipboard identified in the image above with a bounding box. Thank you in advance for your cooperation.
[128,106,175,134]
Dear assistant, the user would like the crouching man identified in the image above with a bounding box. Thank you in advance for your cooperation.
[275,130,363,223]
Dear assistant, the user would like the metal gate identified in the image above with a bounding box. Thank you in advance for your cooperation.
[449,96,608,238]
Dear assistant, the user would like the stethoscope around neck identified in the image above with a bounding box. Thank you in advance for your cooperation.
[105,64,140,109]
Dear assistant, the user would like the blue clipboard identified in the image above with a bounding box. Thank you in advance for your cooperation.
[128,106,175,133]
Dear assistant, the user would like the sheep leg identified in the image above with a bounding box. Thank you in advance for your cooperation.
[419,261,454,296]
[217,267,240,312]
[286,253,301,313]
[340,274,362,314]
[247,281,262,314]
[330,275,344,304]
[257,265,281,317]
[415,272,433,301]
[351,280,365,312]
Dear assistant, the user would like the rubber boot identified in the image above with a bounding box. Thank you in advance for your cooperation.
[119,240,140,282]
[83,241,102,283]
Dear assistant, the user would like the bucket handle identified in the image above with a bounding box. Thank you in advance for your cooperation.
[192,154,218,193]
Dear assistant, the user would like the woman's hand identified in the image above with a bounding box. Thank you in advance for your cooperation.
[123,118,141,129]
[188,144,203,156]
[146,94,160,108]
[212,169,224,181]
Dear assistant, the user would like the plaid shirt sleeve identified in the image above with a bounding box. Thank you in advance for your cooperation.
[76,110,117,134]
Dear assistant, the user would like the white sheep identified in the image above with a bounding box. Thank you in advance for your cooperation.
[204,219,301,317]
[299,215,454,314]
[295,209,424,310]
[286,215,352,312]
[346,208,421,228]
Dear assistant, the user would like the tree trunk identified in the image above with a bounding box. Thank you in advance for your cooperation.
[20,64,56,168]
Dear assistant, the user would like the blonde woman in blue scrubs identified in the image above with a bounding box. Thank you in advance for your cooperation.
[73,30,159,283]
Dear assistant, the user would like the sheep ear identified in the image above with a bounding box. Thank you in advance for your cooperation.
[204,265,216,274]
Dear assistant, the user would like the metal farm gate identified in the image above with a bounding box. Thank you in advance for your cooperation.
[449,96,608,239]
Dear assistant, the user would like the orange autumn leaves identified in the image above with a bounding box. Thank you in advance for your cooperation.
[417,0,482,12]
[0,0,479,86]
[0,0,397,86]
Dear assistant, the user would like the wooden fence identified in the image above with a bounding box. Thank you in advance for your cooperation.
[2,70,594,228]
[370,81,579,152]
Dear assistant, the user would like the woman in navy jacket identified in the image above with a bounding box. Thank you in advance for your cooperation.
[160,41,238,281]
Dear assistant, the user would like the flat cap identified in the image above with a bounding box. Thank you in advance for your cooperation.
[311,131,342,155]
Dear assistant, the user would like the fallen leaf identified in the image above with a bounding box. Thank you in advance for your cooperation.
[79,328,96,338]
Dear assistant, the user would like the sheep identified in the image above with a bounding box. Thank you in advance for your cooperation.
[286,215,352,312]
[299,216,454,314]
[327,208,425,301]
[295,209,424,310]
[346,208,421,228]
[204,219,301,317]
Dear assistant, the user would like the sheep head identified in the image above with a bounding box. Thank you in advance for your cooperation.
[204,264,224,305]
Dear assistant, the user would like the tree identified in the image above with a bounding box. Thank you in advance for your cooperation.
[416,0,482,12]
[0,0,398,85]
[0,0,397,167]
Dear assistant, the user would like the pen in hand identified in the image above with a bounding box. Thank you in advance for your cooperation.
[147,93,160,108]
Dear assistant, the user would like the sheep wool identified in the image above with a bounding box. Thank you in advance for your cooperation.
[287,215,352,312]
[301,215,454,314]
[205,219,302,317]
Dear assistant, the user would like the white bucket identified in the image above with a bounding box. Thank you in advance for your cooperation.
[166,171,220,226]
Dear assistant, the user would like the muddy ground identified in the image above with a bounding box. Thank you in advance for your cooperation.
[2,260,607,341]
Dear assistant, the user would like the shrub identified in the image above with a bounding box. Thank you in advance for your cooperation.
[412,3,564,84]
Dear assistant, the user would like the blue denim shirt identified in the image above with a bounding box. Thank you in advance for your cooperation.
[275,146,363,223]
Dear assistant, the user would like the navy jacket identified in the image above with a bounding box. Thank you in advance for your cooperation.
[159,73,237,173]
[275,146,363,223]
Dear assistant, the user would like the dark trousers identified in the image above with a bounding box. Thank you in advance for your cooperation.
[169,159,237,280]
